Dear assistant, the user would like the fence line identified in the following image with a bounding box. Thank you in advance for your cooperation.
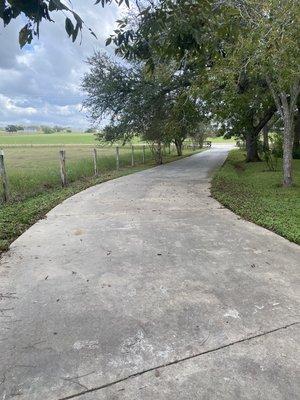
[0,143,150,149]
[0,150,9,202]
[0,144,203,203]
[93,148,98,176]
[131,145,135,167]
[116,146,120,170]
[142,145,146,164]
[59,150,68,187]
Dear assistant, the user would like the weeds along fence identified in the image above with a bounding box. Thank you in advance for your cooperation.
[0,143,202,204]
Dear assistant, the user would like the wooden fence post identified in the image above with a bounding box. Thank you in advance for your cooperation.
[116,146,120,170]
[142,145,146,164]
[131,145,135,166]
[93,148,98,176]
[59,149,67,187]
[0,150,9,202]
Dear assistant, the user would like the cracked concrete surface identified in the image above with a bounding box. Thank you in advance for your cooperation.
[0,145,299,400]
[72,323,300,400]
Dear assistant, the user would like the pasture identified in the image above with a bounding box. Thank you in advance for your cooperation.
[0,131,220,205]
[0,131,236,146]
[0,132,97,145]
[1,144,187,202]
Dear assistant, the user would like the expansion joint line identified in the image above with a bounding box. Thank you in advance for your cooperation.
[59,321,299,400]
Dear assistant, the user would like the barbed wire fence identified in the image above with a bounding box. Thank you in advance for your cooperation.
[0,142,208,203]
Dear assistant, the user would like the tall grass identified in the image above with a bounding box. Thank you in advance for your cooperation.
[0,145,185,203]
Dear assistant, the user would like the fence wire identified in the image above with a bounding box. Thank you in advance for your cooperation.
[0,144,202,204]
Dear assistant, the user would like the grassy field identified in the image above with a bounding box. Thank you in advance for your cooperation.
[211,149,300,244]
[1,145,159,202]
[0,132,97,145]
[0,131,234,202]
[0,143,201,252]
[206,136,236,143]
[0,131,236,146]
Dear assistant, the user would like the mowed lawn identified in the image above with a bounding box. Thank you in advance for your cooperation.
[211,149,300,244]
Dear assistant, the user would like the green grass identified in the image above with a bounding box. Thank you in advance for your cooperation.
[206,136,236,143]
[0,132,96,145]
[0,147,201,252]
[211,149,300,244]
[0,131,236,146]
[1,145,166,202]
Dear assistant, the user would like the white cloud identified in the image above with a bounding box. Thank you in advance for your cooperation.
[0,1,124,129]
[0,94,37,116]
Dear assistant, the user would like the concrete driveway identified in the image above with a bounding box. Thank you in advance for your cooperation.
[0,145,299,400]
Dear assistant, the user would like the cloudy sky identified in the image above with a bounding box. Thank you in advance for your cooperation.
[0,1,123,130]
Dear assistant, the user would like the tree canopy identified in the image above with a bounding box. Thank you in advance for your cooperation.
[104,0,300,186]
[82,51,204,161]
[5,124,24,133]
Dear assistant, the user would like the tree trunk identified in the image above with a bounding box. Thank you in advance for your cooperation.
[282,114,294,187]
[280,91,298,187]
[293,107,300,153]
[155,141,163,165]
[198,134,204,148]
[266,78,300,187]
[245,131,261,162]
[262,124,269,151]
[244,105,276,162]
[174,138,183,156]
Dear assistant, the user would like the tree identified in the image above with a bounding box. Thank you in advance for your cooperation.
[111,0,218,71]
[165,91,203,156]
[224,0,300,186]
[85,128,97,133]
[293,102,300,158]
[5,125,24,133]
[82,52,168,163]
[0,0,127,48]
[189,122,212,148]
[111,0,269,160]
[53,125,65,132]
[203,69,276,161]
[82,51,200,160]
[112,0,300,185]
[41,126,54,134]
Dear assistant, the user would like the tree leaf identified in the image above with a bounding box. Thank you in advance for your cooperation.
[87,27,97,39]
[0,0,5,19]
[65,17,74,37]
[73,12,83,29]
[72,25,79,42]
[49,0,57,12]
[50,0,68,11]
[19,24,32,48]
